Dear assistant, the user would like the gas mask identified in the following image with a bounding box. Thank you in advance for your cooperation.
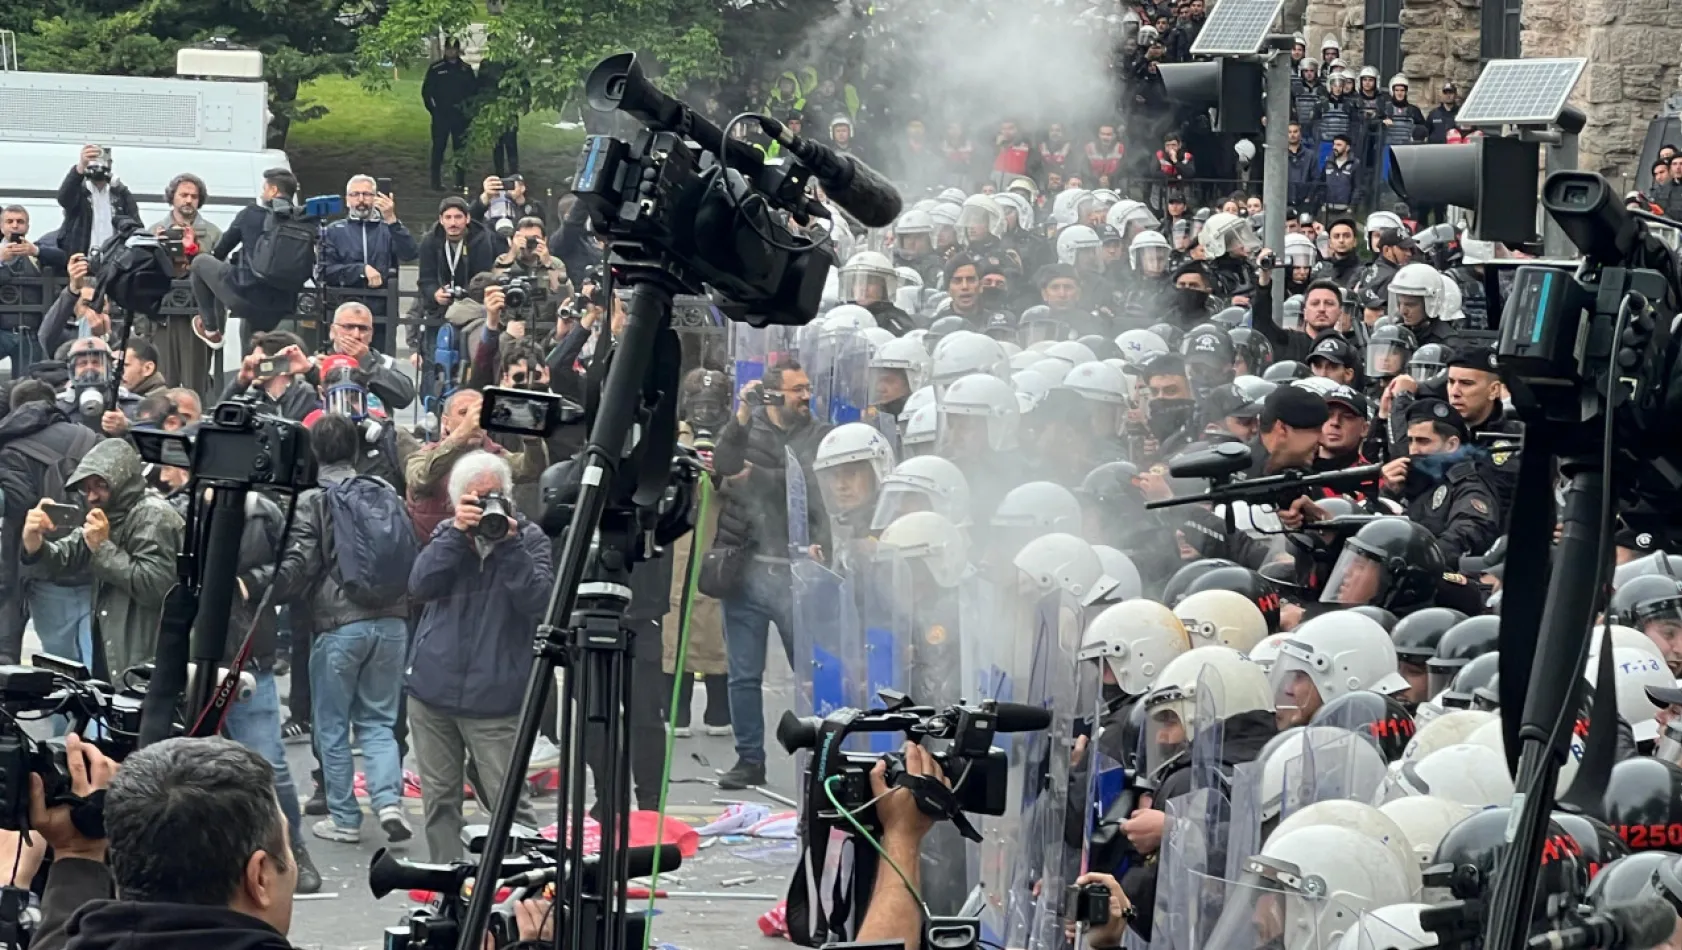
[69,350,111,417]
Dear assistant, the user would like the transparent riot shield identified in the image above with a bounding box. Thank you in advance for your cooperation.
[1151,796,1218,950]
[788,450,864,723]
[728,322,797,399]
[810,326,873,425]
[1261,726,1391,835]
[1199,855,1379,950]
[1151,667,1229,950]
[963,575,1033,945]
[856,551,915,755]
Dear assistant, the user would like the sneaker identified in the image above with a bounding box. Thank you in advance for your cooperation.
[311,818,360,844]
[294,846,323,895]
[379,805,414,843]
[303,784,328,816]
[705,724,733,737]
[528,736,561,771]
[282,719,311,745]
[672,726,692,738]
[717,759,767,790]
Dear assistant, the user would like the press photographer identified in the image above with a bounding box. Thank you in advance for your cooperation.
[38,254,113,361]
[490,215,568,325]
[223,330,317,421]
[56,338,139,434]
[317,301,417,412]
[320,175,419,354]
[473,175,546,230]
[56,144,139,259]
[413,196,501,369]
[403,388,547,542]
[0,205,66,372]
[20,439,184,681]
[189,168,311,347]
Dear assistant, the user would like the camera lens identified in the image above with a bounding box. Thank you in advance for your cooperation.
[478,512,510,540]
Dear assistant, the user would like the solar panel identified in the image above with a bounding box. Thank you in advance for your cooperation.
[1189,0,1284,56]
[1456,58,1587,126]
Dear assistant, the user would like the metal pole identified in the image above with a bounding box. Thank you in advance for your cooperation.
[1542,130,1580,257]
[1264,49,1291,316]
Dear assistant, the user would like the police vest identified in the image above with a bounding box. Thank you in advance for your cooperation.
[1317,101,1354,142]
[1383,103,1417,146]
[1293,84,1322,126]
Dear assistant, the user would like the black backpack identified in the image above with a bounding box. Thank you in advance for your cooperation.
[91,218,175,314]
[10,425,99,505]
[323,474,419,609]
[247,204,318,291]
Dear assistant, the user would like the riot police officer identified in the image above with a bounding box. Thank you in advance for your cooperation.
[1380,398,1500,564]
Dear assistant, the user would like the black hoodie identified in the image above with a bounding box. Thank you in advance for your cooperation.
[63,901,291,950]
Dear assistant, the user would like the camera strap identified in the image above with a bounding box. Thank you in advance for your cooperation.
[885,759,982,843]
[787,716,864,947]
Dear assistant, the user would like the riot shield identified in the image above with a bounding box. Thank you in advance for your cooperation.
[728,322,796,396]
[808,324,873,425]
[788,450,864,723]
[1198,855,1380,950]
[1151,666,1229,950]
[1261,725,1391,833]
[1151,795,1218,950]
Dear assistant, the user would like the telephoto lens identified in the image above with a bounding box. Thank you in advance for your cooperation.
[476,492,513,541]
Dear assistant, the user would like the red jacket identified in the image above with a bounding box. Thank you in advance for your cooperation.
[1040,141,1072,173]
[994,141,1032,175]
[1086,142,1124,180]
[1155,148,1193,179]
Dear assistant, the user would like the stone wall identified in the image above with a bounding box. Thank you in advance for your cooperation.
[1298,0,1682,182]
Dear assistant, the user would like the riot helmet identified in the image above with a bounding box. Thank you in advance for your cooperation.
[1164,558,1240,606]
[1312,690,1416,762]
[1366,324,1417,380]
[935,373,1019,457]
[1408,342,1449,379]
[1426,616,1501,698]
[1321,518,1445,613]
[1183,565,1282,631]
[871,455,972,531]
[1138,645,1273,779]
[812,423,895,518]
[1129,230,1170,277]
[875,511,968,588]
[1080,599,1193,698]
[1263,360,1311,382]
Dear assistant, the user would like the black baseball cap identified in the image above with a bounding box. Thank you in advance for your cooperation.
[1097,224,1124,244]
[1205,384,1262,420]
[1324,385,1369,417]
[1307,336,1359,367]
[1137,352,1187,379]
[1446,345,1500,373]
[1404,397,1470,442]
[1260,384,1329,430]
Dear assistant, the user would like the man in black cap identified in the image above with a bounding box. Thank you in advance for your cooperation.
[1306,335,1359,386]
[422,38,478,191]
[1249,384,1328,477]
[1318,134,1365,216]
[1200,383,1262,443]
[1445,344,1520,517]
[1139,353,1199,461]
[1313,217,1365,288]
[413,195,503,368]
[1315,385,1371,472]
[1380,397,1500,562]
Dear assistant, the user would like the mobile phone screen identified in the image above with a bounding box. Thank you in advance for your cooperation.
[376,177,393,194]
[42,502,82,538]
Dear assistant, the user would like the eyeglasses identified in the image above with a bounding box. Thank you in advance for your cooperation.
[336,323,374,335]
[347,190,377,198]
[778,384,814,395]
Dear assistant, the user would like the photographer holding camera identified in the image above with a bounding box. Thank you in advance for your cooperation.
[225,330,317,421]
[320,176,419,354]
[56,145,139,259]
[473,176,546,229]
[404,387,548,542]
[406,450,551,862]
[189,168,309,348]
[413,197,502,372]
[20,439,184,682]
[147,170,220,393]
[37,253,113,361]
[0,205,67,373]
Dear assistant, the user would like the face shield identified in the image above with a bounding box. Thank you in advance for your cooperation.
[1656,716,1682,766]
[871,483,936,532]
[1284,244,1315,271]
[841,266,899,306]
[1366,339,1413,378]
[70,347,112,386]
[1268,649,1327,727]
[1389,291,1430,325]
[1319,544,1391,607]
[870,366,912,407]
[322,363,369,419]
[1142,690,1193,779]
[1207,855,1368,950]
[817,459,880,515]
[1426,657,1470,701]
[1225,221,1264,257]
[1172,219,1194,250]
[1408,351,1446,378]
[1023,316,1071,347]
[957,205,1002,243]
[1083,399,1128,438]
[1132,244,1169,277]
[936,408,1010,457]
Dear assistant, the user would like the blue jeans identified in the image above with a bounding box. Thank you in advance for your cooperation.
[720,564,795,765]
[0,328,42,375]
[222,670,304,847]
[310,617,406,829]
[28,583,95,737]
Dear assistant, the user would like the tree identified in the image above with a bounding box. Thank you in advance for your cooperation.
[14,0,369,148]
[358,0,726,146]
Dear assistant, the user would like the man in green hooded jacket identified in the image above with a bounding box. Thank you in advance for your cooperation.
[20,439,183,679]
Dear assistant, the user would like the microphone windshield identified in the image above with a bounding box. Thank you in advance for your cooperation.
[992,702,1053,733]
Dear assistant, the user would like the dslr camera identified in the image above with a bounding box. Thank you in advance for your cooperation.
[494,274,532,310]
[133,397,316,491]
[475,492,515,541]
[85,147,112,183]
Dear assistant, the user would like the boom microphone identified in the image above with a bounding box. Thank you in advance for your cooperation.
[757,116,905,228]
[993,702,1054,733]
[1527,898,1677,950]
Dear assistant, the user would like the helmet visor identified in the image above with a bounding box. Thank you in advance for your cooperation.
[840,270,898,305]
[1319,546,1394,607]
[1407,354,1445,378]
[1023,318,1070,346]
[1142,695,1193,780]
[1365,340,1413,377]
[1284,246,1315,269]
[937,409,1012,456]
[1656,718,1682,767]
[1206,860,1357,950]
[1132,245,1169,275]
[817,459,879,516]
[871,483,936,532]
[1426,658,1467,700]
[324,381,368,419]
[1280,301,1303,332]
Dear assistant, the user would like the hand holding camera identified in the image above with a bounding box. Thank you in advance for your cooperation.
[484,284,507,327]
[67,253,90,286]
[374,192,397,223]
[28,733,115,863]
[1255,249,1276,285]
[77,145,101,174]
[481,176,505,205]
[1070,873,1134,948]
[869,742,947,845]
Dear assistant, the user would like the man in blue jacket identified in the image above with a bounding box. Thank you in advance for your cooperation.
[320,175,419,354]
[406,449,553,863]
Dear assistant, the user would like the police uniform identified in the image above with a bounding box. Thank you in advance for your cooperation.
[1401,400,1502,563]
[1449,346,1522,521]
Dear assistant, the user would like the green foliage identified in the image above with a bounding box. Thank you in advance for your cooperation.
[12,0,369,147]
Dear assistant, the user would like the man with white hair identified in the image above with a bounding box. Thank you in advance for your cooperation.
[319,175,419,353]
[405,449,553,862]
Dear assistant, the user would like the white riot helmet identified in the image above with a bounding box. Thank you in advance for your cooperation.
[1107,199,1158,236]
[901,403,938,457]
[871,335,933,393]
[1365,211,1405,242]
[1377,742,1514,808]
[1116,328,1170,365]
[1438,276,1463,321]
[1009,350,1044,372]
[1249,632,1292,672]
[991,480,1082,534]
[932,332,1008,387]
[1388,263,1444,323]
[871,455,972,530]
[957,194,1006,242]
[1284,231,1318,270]
[1400,709,1497,763]
[1140,645,1273,776]
[859,327,894,353]
[899,385,935,425]
[1335,904,1441,950]
[937,187,967,205]
[1235,138,1257,166]
[1358,65,1381,83]
[1175,589,1269,653]
[1080,600,1192,696]
[1256,725,1392,823]
[1130,230,1171,277]
[838,251,901,307]
[1046,340,1098,366]
[1056,225,1102,267]
[1014,532,1104,600]
[1063,361,1130,436]
[876,511,969,588]
[1598,646,1672,743]
[930,201,962,237]
[1199,212,1261,260]
[1051,189,1091,229]
[1270,612,1409,723]
[1271,801,1424,900]
[1389,74,1409,91]
[1587,622,1668,667]
[936,373,1020,453]
[893,266,925,314]
[994,191,1034,231]
[895,209,934,238]
[821,304,878,337]
[1216,825,1413,950]
[1321,34,1341,53]
[1011,368,1053,411]
[1467,718,1582,795]
[1090,545,1143,602]
[1029,356,1075,385]
[812,423,896,515]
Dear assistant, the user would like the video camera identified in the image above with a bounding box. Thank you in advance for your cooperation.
[370,824,680,950]
[0,654,152,832]
[777,691,1051,831]
[132,396,316,491]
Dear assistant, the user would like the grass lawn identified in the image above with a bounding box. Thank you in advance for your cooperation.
[285,73,586,225]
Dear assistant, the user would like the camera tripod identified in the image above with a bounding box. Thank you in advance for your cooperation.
[454,254,687,950]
